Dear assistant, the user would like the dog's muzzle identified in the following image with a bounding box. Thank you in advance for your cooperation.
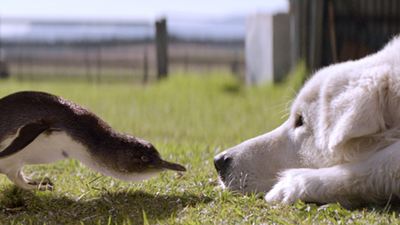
[214,152,232,181]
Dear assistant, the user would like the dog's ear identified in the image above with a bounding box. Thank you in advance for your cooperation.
[324,66,389,152]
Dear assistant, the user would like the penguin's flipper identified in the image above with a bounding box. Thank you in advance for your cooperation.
[0,120,51,158]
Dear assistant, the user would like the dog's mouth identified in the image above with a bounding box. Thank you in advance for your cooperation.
[215,170,229,186]
[215,167,253,192]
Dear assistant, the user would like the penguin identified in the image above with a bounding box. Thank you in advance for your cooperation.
[0,91,186,191]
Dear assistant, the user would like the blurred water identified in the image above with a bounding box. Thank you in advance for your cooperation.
[1,18,245,42]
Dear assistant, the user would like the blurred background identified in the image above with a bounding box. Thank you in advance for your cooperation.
[0,0,287,83]
[1,0,400,85]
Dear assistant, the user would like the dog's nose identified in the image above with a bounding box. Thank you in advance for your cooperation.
[214,153,232,175]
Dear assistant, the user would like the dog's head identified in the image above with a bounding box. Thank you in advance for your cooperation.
[215,38,400,194]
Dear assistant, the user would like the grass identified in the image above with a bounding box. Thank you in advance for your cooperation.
[0,68,399,224]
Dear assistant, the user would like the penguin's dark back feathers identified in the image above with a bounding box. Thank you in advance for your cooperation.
[0,91,118,156]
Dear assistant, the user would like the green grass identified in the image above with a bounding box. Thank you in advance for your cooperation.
[0,69,398,224]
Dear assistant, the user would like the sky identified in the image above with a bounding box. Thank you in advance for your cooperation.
[0,0,288,21]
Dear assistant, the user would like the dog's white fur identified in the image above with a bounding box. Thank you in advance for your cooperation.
[216,36,400,207]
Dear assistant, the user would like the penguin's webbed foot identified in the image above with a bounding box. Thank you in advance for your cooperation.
[27,177,54,191]
[6,170,54,191]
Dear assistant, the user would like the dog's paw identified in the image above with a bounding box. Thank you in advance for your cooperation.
[265,169,312,204]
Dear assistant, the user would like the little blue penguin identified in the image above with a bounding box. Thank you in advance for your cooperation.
[0,91,186,191]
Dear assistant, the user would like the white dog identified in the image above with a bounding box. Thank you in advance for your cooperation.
[214,36,400,207]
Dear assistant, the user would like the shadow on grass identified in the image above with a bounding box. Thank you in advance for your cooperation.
[0,186,211,224]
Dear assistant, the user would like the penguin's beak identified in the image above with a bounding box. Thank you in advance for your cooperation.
[159,160,186,172]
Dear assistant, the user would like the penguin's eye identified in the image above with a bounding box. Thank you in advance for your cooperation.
[141,155,149,162]
[294,114,304,128]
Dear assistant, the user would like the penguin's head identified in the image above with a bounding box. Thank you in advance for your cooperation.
[112,136,186,181]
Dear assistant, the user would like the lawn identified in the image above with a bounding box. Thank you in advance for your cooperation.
[0,69,398,224]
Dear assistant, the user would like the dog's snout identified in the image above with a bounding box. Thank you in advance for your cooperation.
[214,153,232,175]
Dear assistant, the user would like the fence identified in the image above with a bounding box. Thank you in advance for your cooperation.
[0,18,245,83]
[290,0,400,72]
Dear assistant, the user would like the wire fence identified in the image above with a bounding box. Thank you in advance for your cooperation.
[0,18,245,83]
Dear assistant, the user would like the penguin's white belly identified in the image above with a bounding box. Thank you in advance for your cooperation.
[0,131,161,182]
[0,131,89,173]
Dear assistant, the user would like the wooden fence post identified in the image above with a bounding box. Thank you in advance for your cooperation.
[142,48,148,84]
[184,49,188,73]
[155,18,168,79]
[17,48,23,80]
[230,51,240,77]
[0,15,10,79]
[309,0,324,72]
[96,42,101,83]
[85,44,91,82]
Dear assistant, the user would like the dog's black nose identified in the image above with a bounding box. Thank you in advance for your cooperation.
[214,154,232,175]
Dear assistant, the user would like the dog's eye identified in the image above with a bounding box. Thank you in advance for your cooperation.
[294,114,304,128]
